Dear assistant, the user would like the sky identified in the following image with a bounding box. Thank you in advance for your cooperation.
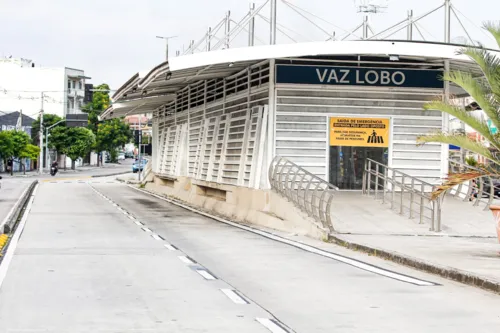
[0,0,498,90]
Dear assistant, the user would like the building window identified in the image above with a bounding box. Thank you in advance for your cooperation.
[67,80,71,89]
[79,81,82,90]
[72,81,76,89]
[67,100,71,112]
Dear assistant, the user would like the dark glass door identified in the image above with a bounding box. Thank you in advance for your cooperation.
[329,146,387,190]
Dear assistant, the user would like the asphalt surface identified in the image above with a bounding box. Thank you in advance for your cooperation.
[0,180,499,332]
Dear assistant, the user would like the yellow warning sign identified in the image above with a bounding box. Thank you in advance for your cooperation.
[329,117,390,147]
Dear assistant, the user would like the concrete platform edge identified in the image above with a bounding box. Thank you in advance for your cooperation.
[328,234,500,294]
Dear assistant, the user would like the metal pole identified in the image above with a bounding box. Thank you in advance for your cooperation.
[407,10,413,40]
[39,92,44,174]
[270,0,277,45]
[138,115,142,182]
[166,39,169,60]
[207,27,212,51]
[225,11,231,49]
[444,0,451,43]
[362,15,369,39]
[249,3,256,46]
[45,127,49,171]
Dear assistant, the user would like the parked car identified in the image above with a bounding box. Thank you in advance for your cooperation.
[118,152,125,160]
[125,151,134,159]
[132,159,148,173]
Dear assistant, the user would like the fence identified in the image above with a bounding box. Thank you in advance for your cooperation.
[362,158,444,231]
[268,156,338,232]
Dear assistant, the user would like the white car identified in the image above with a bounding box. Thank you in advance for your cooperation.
[117,153,125,160]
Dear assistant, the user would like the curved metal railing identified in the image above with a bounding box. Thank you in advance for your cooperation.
[362,158,443,231]
[268,156,339,232]
[448,159,496,210]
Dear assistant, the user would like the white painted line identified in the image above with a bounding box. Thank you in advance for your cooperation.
[196,269,216,280]
[142,227,152,233]
[134,220,144,226]
[128,215,137,221]
[0,184,39,289]
[131,186,437,287]
[164,244,177,251]
[178,256,195,264]
[151,234,164,241]
[220,289,249,305]
[256,318,289,333]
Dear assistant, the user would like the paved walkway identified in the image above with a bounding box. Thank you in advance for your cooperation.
[331,191,500,290]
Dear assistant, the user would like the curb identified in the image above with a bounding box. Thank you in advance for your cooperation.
[91,171,130,178]
[1,180,38,234]
[328,234,500,294]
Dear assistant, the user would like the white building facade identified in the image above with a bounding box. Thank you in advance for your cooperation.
[0,57,89,118]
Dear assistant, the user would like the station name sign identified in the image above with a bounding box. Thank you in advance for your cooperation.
[276,65,443,89]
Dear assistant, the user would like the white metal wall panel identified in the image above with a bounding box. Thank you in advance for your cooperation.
[276,85,444,183]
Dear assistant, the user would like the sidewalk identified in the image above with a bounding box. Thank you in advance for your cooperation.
[330,192,500,293]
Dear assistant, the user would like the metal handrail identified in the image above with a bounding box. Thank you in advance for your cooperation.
[448,159,495,210]
[268,156,339,233]
[362,158,443,231]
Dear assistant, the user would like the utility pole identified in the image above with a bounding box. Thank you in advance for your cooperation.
[39,92,44,174]
[249,3,256,46]
[270,0,277,45]
[362,15,369,39]
[207,27,212,51]
[156,35,178,61]
[225,11,231,49]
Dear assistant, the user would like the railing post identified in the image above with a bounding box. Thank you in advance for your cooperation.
[400,175,405,215]
[409,178,414,219]
[391,171,395,209]
[382,166,388,204]
[367,159,372,196]
[374,163,379,199]
[436,196,442,232]
[419,183,425,224]
[362,159,367,194]
[430,195,435,231]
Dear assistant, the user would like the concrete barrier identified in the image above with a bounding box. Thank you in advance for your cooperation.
[145,175,329,240]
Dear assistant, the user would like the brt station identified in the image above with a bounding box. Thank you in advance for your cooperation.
[102,39,484,236]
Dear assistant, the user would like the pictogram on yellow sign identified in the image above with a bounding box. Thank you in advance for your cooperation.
[329,117,390,147]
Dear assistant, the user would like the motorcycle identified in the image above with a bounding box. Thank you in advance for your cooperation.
[50,166,58,176]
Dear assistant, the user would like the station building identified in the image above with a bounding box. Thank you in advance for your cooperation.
[102,40,478,233]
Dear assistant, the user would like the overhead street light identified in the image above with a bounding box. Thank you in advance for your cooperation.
[156,35,178,61]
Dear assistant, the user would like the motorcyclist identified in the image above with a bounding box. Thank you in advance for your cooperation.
[51,161,59,175]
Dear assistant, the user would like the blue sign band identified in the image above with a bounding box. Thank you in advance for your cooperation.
[276,64,444,89]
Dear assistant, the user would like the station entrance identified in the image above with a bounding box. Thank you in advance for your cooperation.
[328,116,390,190]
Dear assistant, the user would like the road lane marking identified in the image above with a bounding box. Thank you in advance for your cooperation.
[256,318,290,333]
[141,227,152,233]
[0,184,39,289]
[151,234,164,241]
[196,269,217,280]
[178,256,196,264]
[164,243,177,251]
[134,220,144,226]
[131,186,437,287]
[220,289,249,304]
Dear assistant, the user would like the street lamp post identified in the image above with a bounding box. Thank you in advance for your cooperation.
[156,35,178,61]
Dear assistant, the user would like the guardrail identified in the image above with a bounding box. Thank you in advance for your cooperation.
[268,156,338,232]
[448,159,496,210]
[362,159,443,231]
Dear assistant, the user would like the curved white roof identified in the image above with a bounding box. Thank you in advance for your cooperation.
[103,40,491,119]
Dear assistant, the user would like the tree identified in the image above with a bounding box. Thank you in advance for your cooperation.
[0,131,14,172]
[82,83,111,135]
[49,127,95,170]
[96,118,132,163]
[417,23,500,198]
[31,114,64,143]
[0,130,40,174]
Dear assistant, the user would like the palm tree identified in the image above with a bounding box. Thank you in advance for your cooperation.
[417,23,500,199]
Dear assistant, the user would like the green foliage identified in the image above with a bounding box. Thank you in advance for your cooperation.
[465,156,479,167]
[0,130,40,173]
[96,118,132,160]
[82,83,111,135]
[418,24,500,198]
[49,127,95,168]
[31,114,64,142]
